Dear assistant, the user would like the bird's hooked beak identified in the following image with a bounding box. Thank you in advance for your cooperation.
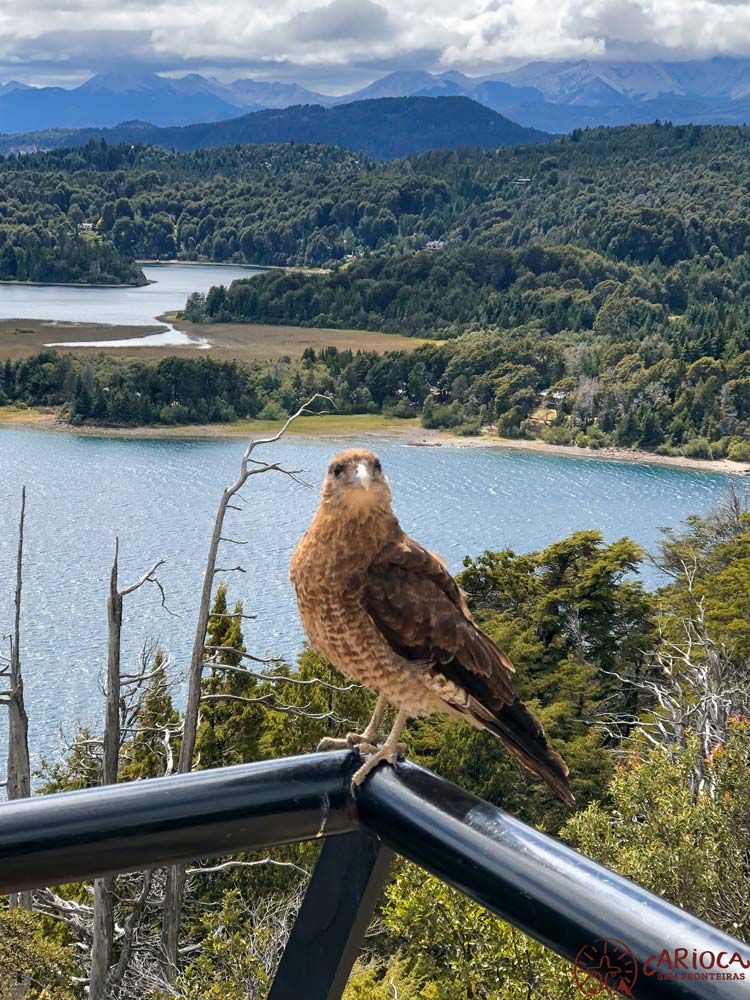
[353,462,372,490]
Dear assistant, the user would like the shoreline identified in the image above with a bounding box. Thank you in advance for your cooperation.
[137,259,272,270]
[1,407,748,474]
[0,260,269,291]
[437,433,750,475]
[138,260,328,275]
[0,278,150,289]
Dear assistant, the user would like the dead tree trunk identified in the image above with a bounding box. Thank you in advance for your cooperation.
[6,487,31,910]
[160,394,329,979]
[90,541,165,1000]
[89,545,122,1000]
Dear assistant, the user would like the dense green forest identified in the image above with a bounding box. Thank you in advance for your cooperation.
[5,123,750,455]
[0,141,448,272]
[185,244,644,336]
[5,488,750,997]
[0,226,145,285]
[184,240,750,458]
[7,122,750,269]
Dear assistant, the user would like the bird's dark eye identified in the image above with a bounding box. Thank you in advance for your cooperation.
[373,459,382,473]
[331,463,344,477]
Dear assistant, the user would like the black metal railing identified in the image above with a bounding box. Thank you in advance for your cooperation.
[0,750,746,999]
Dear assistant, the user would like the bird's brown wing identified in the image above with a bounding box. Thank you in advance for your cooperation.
[366,535,573,805]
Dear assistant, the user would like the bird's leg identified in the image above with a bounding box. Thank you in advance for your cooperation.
[351,709,409,788]
[317,693,388,753]
[354,693,389,746]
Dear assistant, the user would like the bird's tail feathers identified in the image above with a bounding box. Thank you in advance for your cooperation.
[469,695,575,806]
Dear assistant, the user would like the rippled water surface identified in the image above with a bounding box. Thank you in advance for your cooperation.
[0,428,742,764]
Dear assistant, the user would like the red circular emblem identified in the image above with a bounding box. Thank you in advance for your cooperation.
[574,938,639,997]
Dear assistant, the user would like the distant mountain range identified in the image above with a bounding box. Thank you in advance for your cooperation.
[333,61,750,131]
[4,57,750,139]
[0,97,550,160]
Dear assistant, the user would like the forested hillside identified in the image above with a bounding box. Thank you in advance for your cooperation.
[183,240,750,459]
[5,123,750,456]
[0,225,145,284]
[188,244,656,336]
[0,96,550,158]
[8,122,750,269]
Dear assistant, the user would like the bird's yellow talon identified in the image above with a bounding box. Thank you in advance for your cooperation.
[316,736,351,752]
[350,743,402,787]
[316,733,380,754]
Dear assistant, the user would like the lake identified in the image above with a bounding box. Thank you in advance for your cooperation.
[0,427,742,767]
[0,262,263,346]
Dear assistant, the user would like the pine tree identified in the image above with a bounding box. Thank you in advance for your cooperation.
[196,583,263,769]
[121,649,181,781]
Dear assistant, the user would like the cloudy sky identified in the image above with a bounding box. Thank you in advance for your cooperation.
[3,0,750,91]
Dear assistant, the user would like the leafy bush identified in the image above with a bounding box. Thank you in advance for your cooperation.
[386,400,417,419]
[454,420,481,436]
[728,439,750,462]
[257,400,287,421]
[680,436,713,459]
[540,425,575,445]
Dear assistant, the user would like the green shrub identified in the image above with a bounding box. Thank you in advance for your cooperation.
[422,400,465,429]
[257,400,287,421]
[454,421,481,436]
[386,400,416,419]
[540,424,575,445]
[586,425,609,449]
[728,439,750,462]
[680,436,713,459]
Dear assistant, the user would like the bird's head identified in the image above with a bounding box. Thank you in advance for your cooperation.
[321,448,392,511]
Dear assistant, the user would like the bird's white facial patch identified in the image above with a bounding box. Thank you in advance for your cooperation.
[353,462,371,489]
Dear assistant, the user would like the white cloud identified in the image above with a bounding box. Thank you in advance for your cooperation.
[3,0,750,89]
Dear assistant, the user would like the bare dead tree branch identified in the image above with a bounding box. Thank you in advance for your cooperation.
[105,870,154,994]
[209,611,257,621]
[200,692,360,725]
[161,393,332,978]
[202,660,361,691]
[6,486,31,910]
[204,644,284,665]
[90,543,169,1000]
[595,566,750,794]
[186,858,308,877]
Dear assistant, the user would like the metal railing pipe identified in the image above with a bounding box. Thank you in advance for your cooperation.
[0,751,358,892]
[358,760,748,1000]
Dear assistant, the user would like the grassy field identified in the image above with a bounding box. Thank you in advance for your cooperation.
[0,405,55,426]
[166,315,430,360]
[0,319,162,360]
[0,316,427,362]
[223,413,422,437]
[0,406,424,440]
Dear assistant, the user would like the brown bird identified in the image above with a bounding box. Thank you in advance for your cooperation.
[290,448,573,803]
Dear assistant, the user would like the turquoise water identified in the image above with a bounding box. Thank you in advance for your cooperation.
[0,428,742,765]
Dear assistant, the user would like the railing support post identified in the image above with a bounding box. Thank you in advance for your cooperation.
[268,831,393,1000]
